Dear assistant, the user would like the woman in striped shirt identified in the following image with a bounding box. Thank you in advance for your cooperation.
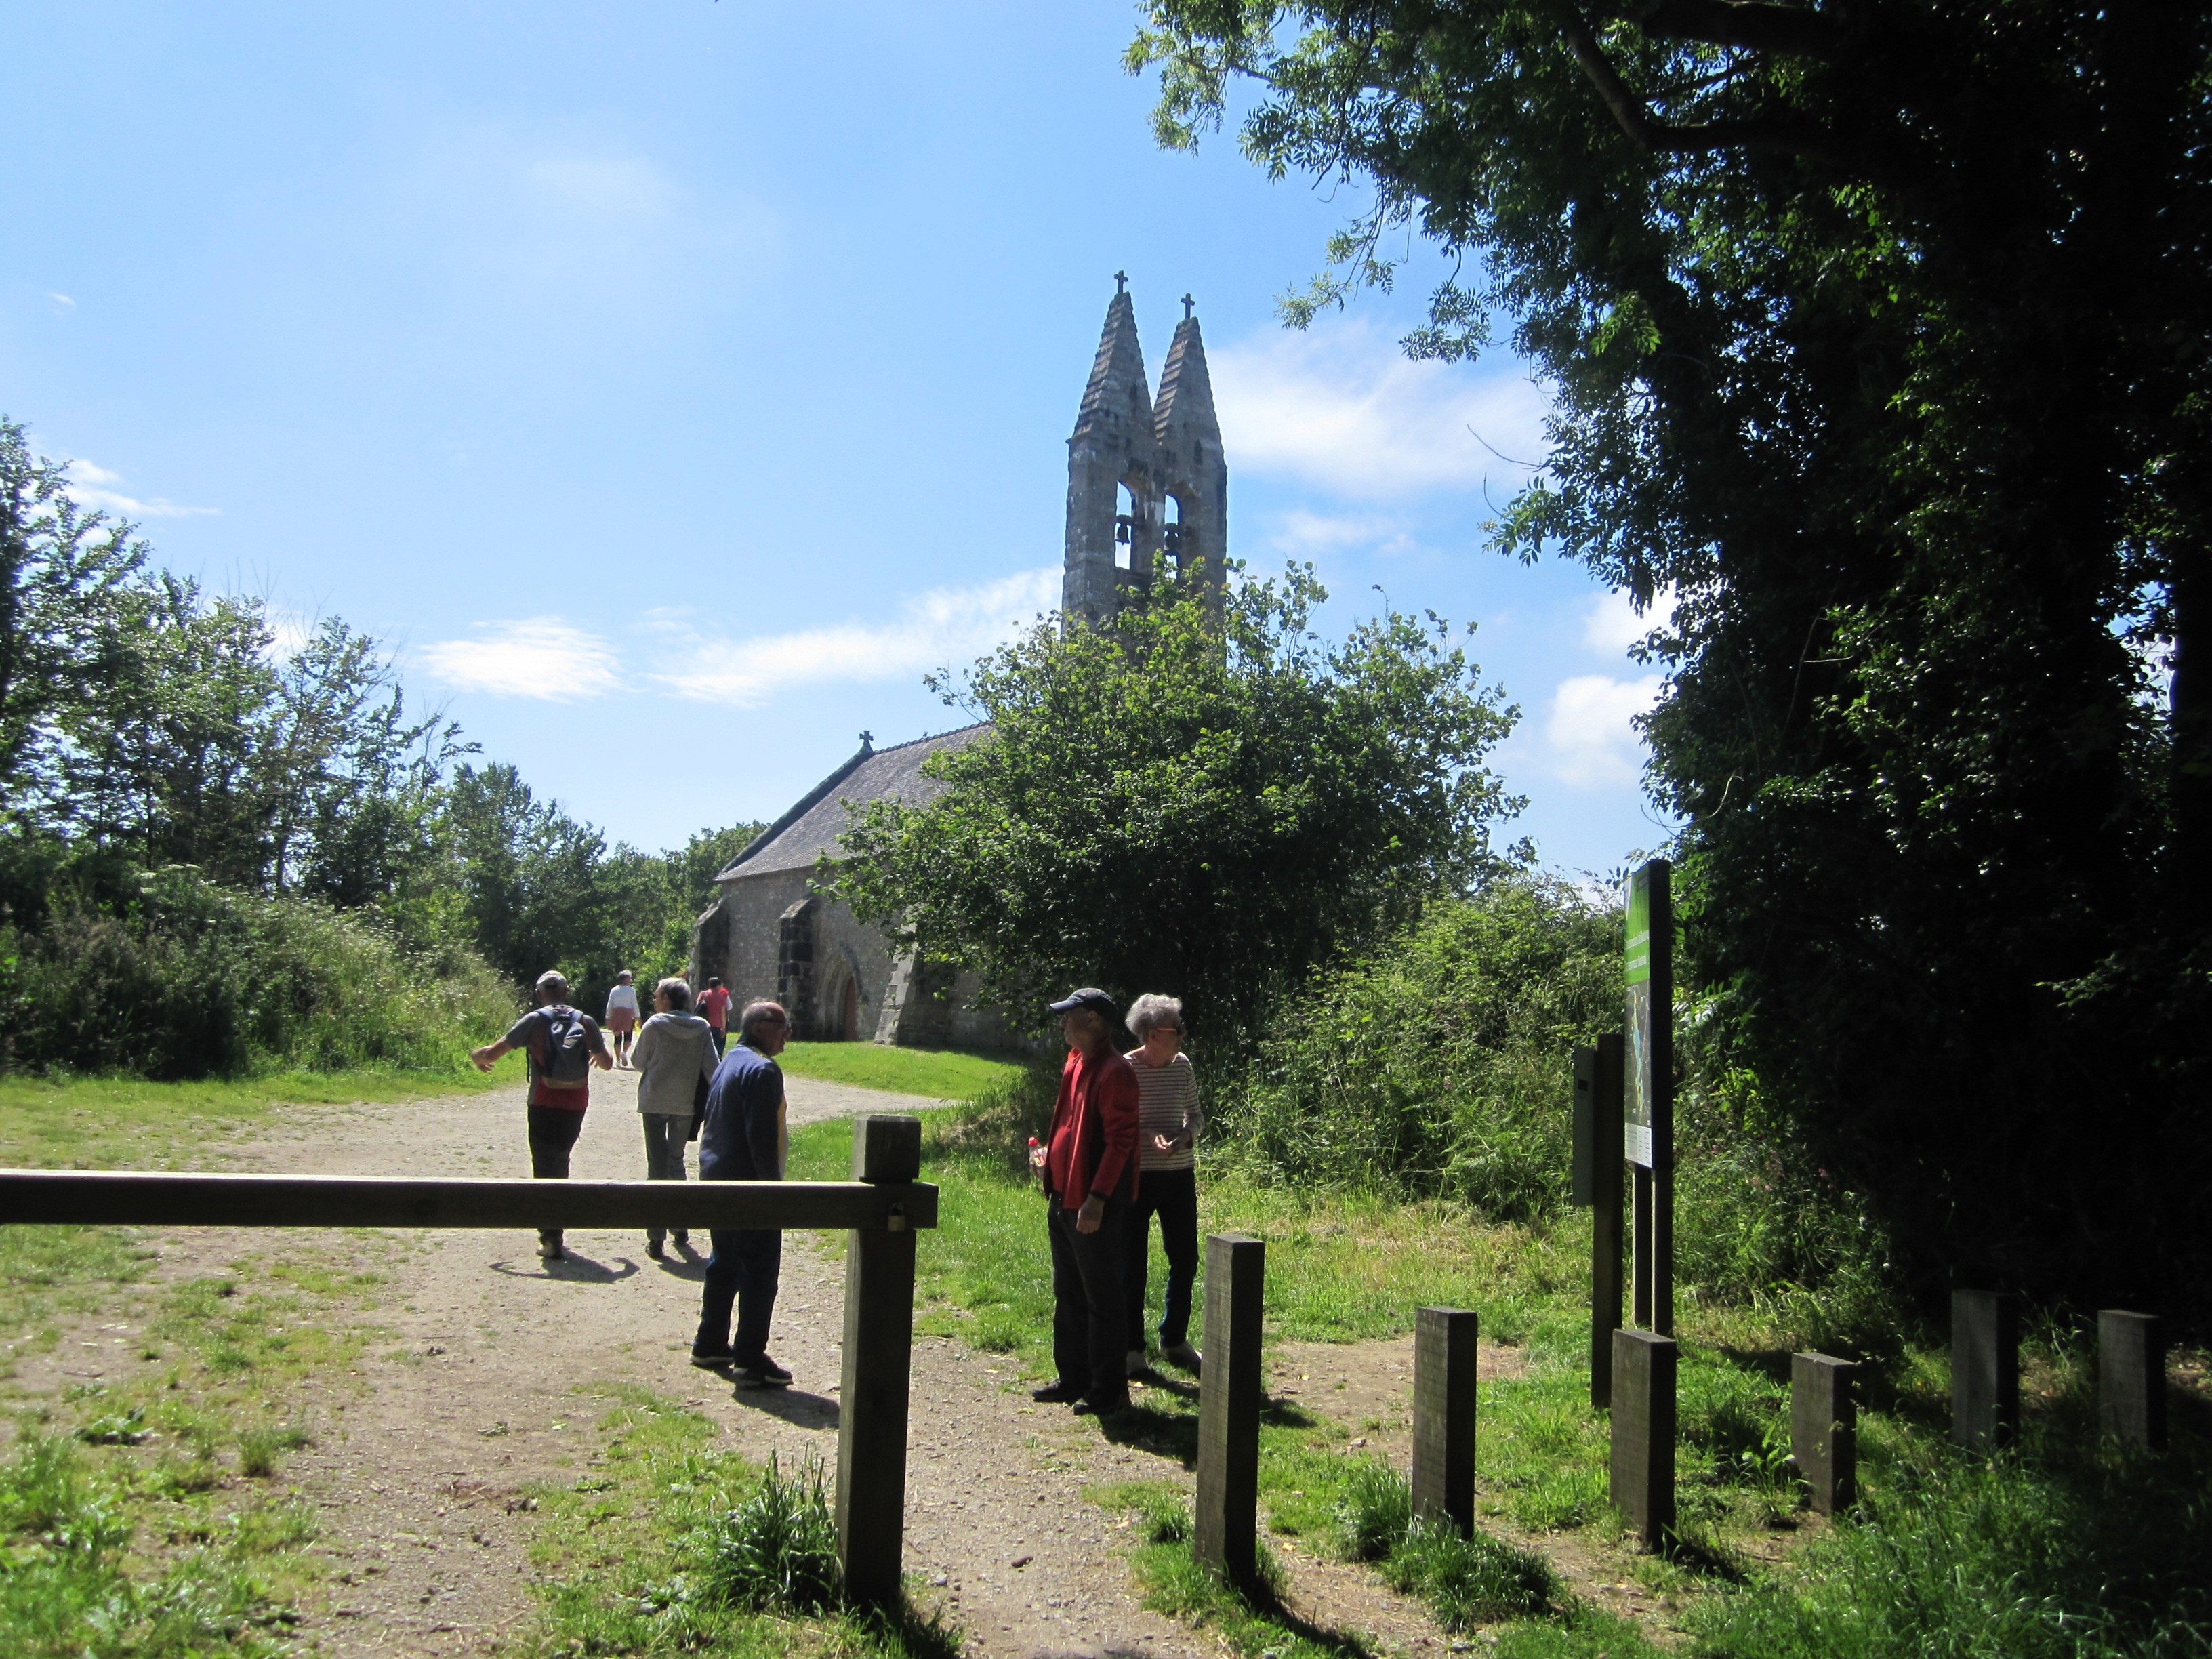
[1124,993,1204,1376]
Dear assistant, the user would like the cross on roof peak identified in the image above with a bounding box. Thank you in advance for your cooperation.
[1182,293,1195,319]
[1114,270,1128,294]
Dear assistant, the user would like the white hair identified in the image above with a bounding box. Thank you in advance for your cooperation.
[1126,993,1185,1039]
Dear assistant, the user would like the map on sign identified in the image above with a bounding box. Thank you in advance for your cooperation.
[1623,866,1658,1169]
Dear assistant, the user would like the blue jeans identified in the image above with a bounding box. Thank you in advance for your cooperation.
[697,1227,781,1360]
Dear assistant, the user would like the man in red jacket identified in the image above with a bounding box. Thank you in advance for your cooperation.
[1031,987,1142,1416]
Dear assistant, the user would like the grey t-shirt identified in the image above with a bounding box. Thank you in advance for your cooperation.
[630,1012,719,1115]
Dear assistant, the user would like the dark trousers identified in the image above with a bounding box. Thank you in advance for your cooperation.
[1048,1197,1129,1406]
[527,1105,586,1249]
[641,1115,689,1247]
[1125,1167,1199,1350]
[697,1227,781,1359]
[708,1027,726,1058]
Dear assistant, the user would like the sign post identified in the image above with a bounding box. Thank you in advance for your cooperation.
[1624,859,1673,1335]
[1571,1036,1624,1406]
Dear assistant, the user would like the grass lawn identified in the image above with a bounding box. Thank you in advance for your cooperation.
[0,1055,520,1170]
[791,1090,2212,1659]
[774,1042,1027,1102]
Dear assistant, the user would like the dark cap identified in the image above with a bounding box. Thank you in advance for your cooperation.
[1049,987,1120,1022]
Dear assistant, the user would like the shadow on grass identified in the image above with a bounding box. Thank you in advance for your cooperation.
[1103,1401,1200,1465]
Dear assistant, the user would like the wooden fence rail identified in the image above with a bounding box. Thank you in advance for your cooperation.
[0,1114,937,1610]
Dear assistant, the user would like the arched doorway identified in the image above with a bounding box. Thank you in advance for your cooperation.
[840,975,859,1042]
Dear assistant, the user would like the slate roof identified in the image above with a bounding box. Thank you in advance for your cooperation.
[1073,289,1153,439]
[714,724,993,881]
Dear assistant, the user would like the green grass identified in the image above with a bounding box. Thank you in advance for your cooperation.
[514,1385,958,1659]
[774,1043,1026,1102]
[0,1057,518,1170]
[800,1091,2212,1659]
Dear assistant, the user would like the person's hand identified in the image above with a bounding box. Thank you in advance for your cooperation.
[594,1050,614,1071]
[1076,1195,1105,1235]
[470,1045,498,1073]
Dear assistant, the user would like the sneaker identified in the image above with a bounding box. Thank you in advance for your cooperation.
[1125,1348,1149,1377]
[672,1229,690,1248]
[1162,1340,1202,1373]
[1030,1380,1083,1404]
[647,1239,665,1261]
[732,1353,793,1389]
[537,1237,564,1261]
[689,1345,737,1368]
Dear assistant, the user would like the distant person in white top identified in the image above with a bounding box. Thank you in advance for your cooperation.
[606,970,641,1068]
[629,977,721,1261]
[1123,993,1203,1376]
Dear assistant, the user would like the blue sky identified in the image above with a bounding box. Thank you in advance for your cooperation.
[1,1,1673,881]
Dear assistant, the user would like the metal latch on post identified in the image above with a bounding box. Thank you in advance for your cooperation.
[886,1202,907,1233]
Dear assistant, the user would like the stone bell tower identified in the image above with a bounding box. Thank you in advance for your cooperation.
[1063,275,1227,629]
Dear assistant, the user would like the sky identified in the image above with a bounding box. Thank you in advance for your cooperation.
[0,1,1675,883]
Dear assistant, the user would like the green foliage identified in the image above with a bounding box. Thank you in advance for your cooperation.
[1333,1459,1411,1561]
[699,1452,843,1616]
[1125,0,2212,1309]
[775,1041,1027,1100]
[837,562,1517,1053]
[1387,1519,1559,1629]
[1224,876,1617,1220]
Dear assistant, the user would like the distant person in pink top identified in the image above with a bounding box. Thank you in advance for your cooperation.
[695,978,732,1058]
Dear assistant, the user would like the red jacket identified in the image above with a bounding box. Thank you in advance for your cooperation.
[1044,1044,1140,1212]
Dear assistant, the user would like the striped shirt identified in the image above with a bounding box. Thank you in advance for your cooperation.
[1127,1049,1202,1172]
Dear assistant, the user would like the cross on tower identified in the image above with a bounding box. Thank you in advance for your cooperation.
[1114,270,1128,294]
[1183,293,1195,319]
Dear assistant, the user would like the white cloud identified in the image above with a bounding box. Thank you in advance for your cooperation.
[1211,319,1551,498]
[1268,508,1420,559]
[649,567,1060,707]
[418,617,623,701]
[45,293,75,314]
[1544,673,1663,788]
[63,458,218,519]
[1582,586,1677,655]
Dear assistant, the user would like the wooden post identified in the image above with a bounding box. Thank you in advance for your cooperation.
[1195,1233,1264,1589]
[2098,1309,2167,1451]
[1790,1353,1858,1514]
[1950,1290,2019,1450]
[1574,1036,1626,1407]
[1624,861,1673,1336]
[1412,1306,1479,1537]
[836,1116,921,1607]
[1610,1328,1675,1547]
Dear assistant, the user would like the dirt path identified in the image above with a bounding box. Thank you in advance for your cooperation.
[25,1073,1472,1658]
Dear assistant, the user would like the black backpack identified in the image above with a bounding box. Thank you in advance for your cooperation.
[538,1006,594,1088]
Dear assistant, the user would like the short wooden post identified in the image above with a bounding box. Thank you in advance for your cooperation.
[1790,1353,1857,1513]
[1574,1037,1625,1407]
[1412,1306,1479,1537]
[1610,1328,1675,1547]
[1950,1290,2019,1450]
[836,1116,921,1607]
[2098,1309,2167,1451]
[1195,1233,1264,1589]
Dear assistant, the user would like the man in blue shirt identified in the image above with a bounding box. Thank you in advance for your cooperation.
[691,998,792,1387]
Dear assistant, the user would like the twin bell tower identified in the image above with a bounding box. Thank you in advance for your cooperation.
[1062,275,1227,628]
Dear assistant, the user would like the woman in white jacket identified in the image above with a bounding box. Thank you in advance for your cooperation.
[630,977,722,1261]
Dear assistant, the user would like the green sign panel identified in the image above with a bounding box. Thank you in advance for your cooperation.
[1622,861,1669,1171]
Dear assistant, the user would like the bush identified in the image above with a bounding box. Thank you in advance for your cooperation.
[0,861,514,1080]
[1219,875,1619,1221]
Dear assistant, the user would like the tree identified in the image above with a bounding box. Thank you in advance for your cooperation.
[1128,1,2212,1305]
[834,564,1519,1052]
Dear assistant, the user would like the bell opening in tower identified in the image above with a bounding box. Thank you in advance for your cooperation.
[1164,492,1185,569]
[1114,482,1136,571]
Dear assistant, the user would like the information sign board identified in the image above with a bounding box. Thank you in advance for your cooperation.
[1623,861,1670,1171]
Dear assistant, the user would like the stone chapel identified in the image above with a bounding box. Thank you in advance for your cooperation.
[689,280,1226,1044]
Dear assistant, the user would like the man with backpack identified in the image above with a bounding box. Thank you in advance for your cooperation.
[472,969,613,1261]
[691,998,792,1387]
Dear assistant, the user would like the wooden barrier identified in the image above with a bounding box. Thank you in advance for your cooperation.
[1951,1290,2019,1450]
[1610,1328,1675,1547]
[836,1117,922,1605]
[0,1120,939,1611]
[1195,1233,1264,1589]
[1790,1353,1857,1514]
[2098,1309,2167,1452]
[1412,1305,1479,1537]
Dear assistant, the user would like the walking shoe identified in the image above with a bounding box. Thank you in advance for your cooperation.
[1074,1393,1132,1417]
[1162,1340,1202,1374]
[647,1239,665,1261]
[689,1345,737,1368]
[672,1229,690,1248]
[732,1353,793,1389]
[537,1237,564,1261]
[1125,1347,1149,1377]
[1030,1380,1083,1404]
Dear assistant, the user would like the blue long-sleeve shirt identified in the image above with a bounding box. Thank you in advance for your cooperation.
[699,1041,783,1182]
